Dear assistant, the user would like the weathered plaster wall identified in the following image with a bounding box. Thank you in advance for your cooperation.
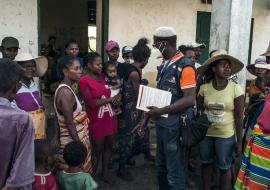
[252,0,270,63]
[109,0,211,86]
[109,0,270,86]
[0,0,38,57]
[40,0,88,53]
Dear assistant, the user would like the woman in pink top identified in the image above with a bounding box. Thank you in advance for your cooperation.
[78,52,118,184]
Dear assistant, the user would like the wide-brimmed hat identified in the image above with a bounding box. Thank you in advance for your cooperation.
[255,63,270,71]
[198,49,244,76]
[15,53,48,77]
[246,57,267,75]
[260,42,270,57]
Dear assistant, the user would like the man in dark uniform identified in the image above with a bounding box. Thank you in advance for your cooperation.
[144,27,197,190]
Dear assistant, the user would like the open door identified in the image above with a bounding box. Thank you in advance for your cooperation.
[196,11,211,64]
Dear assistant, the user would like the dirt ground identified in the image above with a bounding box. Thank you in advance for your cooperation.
[44,96,209,190]
[95,155,158,190]
[47,115,158,190]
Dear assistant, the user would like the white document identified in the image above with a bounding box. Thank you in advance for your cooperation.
[136,85,172,118]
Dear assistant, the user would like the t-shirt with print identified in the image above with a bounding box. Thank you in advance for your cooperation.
[199,81,244,138]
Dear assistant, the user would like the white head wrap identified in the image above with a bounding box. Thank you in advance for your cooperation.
[154,27,176,37]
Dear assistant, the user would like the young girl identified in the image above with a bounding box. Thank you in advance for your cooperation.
[78,52,118,184]
[198,50,245,190]
[57,141,98,190]
[14,52,48,139]
[33,139,58,190]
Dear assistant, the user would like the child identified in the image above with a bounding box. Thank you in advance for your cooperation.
[57,141,98,190]
[105,63,122,115]
[122,45,133,64]
[33,139,59,190]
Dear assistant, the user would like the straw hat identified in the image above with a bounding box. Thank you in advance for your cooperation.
[198,49,244,75]
[246,57,267,75]
[15,53,48,77]
[260,42,270,57]
[255,63,270,71]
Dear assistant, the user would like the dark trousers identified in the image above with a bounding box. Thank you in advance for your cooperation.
[118,120,150,165]
[185,145,201,190]
[156,125,186,190]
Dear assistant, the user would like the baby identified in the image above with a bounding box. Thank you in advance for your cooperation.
[105,63,122,115]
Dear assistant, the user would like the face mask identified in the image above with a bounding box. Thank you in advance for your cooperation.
[154,41,169,59]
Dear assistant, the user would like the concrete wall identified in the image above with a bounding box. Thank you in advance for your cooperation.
[40,0,88,53]
[251,0,270,63]
[109,0,270,86]
[0,0,38,57]
[108,0,211,86]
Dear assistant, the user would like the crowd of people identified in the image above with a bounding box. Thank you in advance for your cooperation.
[0,26,270,190]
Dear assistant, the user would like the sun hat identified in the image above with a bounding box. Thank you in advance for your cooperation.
[260,42,270,57]
[247,57,267,75]
[198,49,244,76]
[122,46,133,55]
[105,40,119,51]
[186,42,206,49]
[255,63,270,71]
[1,37,19,49]
[15,53,48,77]
[154,27,176,37]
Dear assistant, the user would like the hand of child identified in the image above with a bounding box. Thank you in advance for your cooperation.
[114,107,122,115]
[111,94,122,106]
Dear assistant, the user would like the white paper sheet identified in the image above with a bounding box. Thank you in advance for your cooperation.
[136,85,172,118]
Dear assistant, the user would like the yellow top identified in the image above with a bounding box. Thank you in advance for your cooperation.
[199,81,244,138]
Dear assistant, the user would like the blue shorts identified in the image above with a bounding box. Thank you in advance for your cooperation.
[200,135,235,170]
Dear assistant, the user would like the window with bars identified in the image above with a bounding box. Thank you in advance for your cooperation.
[88,1,96,25]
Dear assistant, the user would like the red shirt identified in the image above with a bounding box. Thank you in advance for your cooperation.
[33,172,58,190]
[78,74,117,140]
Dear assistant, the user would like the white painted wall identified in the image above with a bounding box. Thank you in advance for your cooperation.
[109,0,211,86]
[251,0,270,64]
[109,0,270,85]
[0,0,38,57]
